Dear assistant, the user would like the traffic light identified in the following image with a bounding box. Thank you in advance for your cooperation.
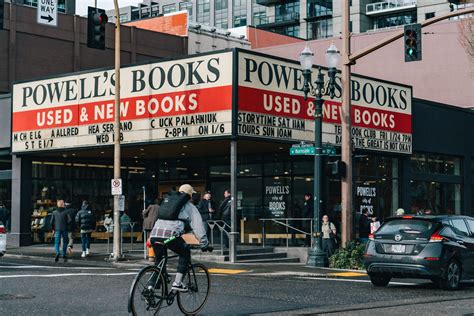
[0,0,4,30]
[404,23,422,62]
[87,7,108,50]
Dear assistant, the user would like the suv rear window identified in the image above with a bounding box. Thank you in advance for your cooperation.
[376,219,437,237]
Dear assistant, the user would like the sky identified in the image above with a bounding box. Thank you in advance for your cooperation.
[76,1,144,16]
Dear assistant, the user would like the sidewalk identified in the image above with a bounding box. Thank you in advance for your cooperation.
[3,243,368,277]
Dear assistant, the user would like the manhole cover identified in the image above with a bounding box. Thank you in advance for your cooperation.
[0,294,35,300]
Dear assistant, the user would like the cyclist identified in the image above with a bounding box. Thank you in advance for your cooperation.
[149,184,210,292]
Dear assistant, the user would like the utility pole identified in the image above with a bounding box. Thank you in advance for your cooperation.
[340,0,352,247]
[112,0,122,260]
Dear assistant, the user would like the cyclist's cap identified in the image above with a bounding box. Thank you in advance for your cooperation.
[179,184,196,197]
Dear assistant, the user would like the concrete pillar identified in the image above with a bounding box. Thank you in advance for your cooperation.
[9,155,32,247]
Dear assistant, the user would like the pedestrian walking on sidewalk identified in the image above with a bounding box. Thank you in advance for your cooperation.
[51,199,72,262]
[321,215,337,257]
[75,200,95,258]
[219,189,232,249]
[64,201,78,256]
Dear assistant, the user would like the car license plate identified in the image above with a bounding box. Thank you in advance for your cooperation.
[391,244,405,253]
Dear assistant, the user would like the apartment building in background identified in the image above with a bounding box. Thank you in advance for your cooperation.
[105,0,472,40]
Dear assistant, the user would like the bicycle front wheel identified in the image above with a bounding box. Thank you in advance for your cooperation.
[177,263,211,315]
[129,265,166,316]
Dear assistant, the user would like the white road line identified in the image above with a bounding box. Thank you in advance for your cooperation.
[0,265,117,270]
[0,272,137,279]
[297,276,419,286]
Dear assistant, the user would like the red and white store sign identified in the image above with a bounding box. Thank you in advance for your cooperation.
[12,52,233,153]
[12,50,412,155]
[237,52,412,154]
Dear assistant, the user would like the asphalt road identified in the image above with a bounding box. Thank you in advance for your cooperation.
[1,257,474,315]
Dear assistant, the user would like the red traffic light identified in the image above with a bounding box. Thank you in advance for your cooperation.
[93,12,108,25]
[405,29,416,38]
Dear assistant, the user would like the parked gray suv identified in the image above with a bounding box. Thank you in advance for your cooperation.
[364,215,474,290]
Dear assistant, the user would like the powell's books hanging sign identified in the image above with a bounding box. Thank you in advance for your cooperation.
[12,49,412,154]
[12,52,233,153]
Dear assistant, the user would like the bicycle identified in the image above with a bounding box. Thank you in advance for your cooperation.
[128,236,212,315]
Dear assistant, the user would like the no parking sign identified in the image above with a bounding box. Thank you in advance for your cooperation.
[111,179,122,195]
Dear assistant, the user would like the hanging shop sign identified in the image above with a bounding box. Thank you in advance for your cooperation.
[11,52,233,153]
[237,51,412,154]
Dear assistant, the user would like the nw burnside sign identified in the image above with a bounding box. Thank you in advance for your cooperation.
[12,50,412,154]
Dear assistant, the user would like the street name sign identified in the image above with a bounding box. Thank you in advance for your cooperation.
[290,147,315,155]
[321,146,336,156]
[37,0,58,27]
[111,179,122,195]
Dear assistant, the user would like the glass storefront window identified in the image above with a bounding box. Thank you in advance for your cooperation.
[411,153,462,176]
[264,154,291,176]
[354,156,400,221]
[411,181,461,215]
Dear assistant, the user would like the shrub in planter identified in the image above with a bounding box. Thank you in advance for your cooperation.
[329,241,366,270]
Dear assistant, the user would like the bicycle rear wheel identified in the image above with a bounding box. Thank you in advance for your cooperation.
[129,265,166,316]
[177,263,210,315]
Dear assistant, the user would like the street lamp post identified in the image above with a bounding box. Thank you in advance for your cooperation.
[300,44,340,267]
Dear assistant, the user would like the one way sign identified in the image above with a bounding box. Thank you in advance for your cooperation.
[37,0,58,27]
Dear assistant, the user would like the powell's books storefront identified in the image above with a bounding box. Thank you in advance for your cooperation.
[5,49,474,246]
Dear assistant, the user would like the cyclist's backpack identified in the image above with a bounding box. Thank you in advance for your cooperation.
[158,191,190,220]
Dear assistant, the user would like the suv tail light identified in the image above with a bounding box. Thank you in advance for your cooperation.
[369,234,374,241]
[0,226,5,234]
[429,230,446,243]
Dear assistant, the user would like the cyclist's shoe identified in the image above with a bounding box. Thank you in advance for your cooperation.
[171,282,189,292]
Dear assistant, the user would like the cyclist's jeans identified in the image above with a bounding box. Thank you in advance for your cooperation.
[151,237,190,274]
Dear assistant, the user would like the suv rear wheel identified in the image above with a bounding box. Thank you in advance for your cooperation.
[369,274,391,287]
[439,259,461,290]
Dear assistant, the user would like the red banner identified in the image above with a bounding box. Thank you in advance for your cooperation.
[13,86,232,132]
[238,86,411,134]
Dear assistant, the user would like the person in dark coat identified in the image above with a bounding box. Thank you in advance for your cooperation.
[64,201,78,256]
[358,208,371,243]
[219,189,232,248]
[75,200,95,258]
[198,191,216,237]
[303,193,313,247]
[51,199,72,262]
